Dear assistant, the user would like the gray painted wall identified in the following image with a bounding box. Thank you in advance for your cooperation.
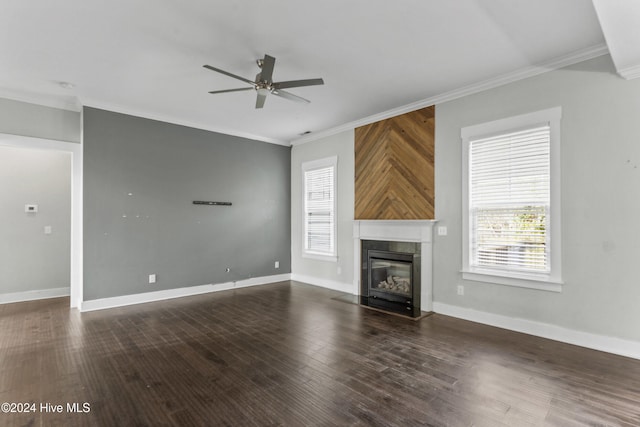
[83,107,290,300]
[291,130,355,291]
[434,54,640,342]
[0,97,81,143]
[0,146,71,293]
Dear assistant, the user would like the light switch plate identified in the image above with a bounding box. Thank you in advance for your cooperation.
[25,204,38,213]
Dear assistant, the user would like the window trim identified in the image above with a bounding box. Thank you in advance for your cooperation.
[461,107,563,292]
[301,156,338,262]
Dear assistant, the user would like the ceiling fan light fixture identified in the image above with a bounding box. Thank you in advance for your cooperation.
[256,87,270,97]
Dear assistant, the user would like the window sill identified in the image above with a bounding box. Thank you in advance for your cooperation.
[302,252,338,262]
[461,269,563,292]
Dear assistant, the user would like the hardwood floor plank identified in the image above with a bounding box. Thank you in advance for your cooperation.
[1,282,640,426]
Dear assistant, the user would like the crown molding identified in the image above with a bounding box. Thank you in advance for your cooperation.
[80,97,289,146]
[618,63,640,80]
[0,44,610,147]
[0,86,81,112]
[0,87,288,146]
[290,44,609,146]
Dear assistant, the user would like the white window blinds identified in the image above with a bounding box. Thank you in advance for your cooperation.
[304,163,335,256]
[469,125,550,273]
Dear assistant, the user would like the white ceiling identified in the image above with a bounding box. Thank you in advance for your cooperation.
[0,1,621,144]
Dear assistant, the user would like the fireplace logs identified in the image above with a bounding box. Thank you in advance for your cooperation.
[377,276,410,294]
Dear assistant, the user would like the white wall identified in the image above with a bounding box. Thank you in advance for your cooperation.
[434,54,640,344]
[291,130,355,292]
[0,145,71,297]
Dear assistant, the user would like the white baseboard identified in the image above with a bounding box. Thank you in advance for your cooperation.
[290,273,354,294]
[0,287,70,304]
[433,302,640,360]
[79,273,292,312]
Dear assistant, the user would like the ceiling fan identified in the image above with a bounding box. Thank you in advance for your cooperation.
[203,54,324,109]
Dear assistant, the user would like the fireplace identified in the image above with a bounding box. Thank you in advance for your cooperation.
[361,240,421,317]
[353,220,436,317]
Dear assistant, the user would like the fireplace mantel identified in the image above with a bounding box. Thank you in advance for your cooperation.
[353,220,437,243]
[353,220,437,312]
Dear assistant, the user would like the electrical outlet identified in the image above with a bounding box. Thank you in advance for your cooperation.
[149,274,156,284]
[337,266,342,275]
[275,261,279,269]
[457,285,464,296]
[438,226,448,236]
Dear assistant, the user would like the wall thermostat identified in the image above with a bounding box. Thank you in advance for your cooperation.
[25,204,38,213]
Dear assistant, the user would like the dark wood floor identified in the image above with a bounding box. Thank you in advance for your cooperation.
[1,281,640,426]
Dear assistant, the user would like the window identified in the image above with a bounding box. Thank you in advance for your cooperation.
[302,156,337,261]
[462,107,562,291]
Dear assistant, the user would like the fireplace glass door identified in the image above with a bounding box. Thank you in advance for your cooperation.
[367,249,415,305]
[370,258,412,297]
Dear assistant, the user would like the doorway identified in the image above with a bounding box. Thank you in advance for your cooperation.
[0,134,82,308]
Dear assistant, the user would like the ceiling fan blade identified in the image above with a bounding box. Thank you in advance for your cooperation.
[255,92,267,109]
[272,89,310,104]
[208,87,254,94]
[203,65,256,86]
[204,56,321,108]
[259,54,276,83]
[273,78,324,90]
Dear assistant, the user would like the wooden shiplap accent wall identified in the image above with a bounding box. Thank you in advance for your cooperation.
[355,106,435,219]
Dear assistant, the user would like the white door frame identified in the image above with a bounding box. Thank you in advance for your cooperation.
[0,133,83,308]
